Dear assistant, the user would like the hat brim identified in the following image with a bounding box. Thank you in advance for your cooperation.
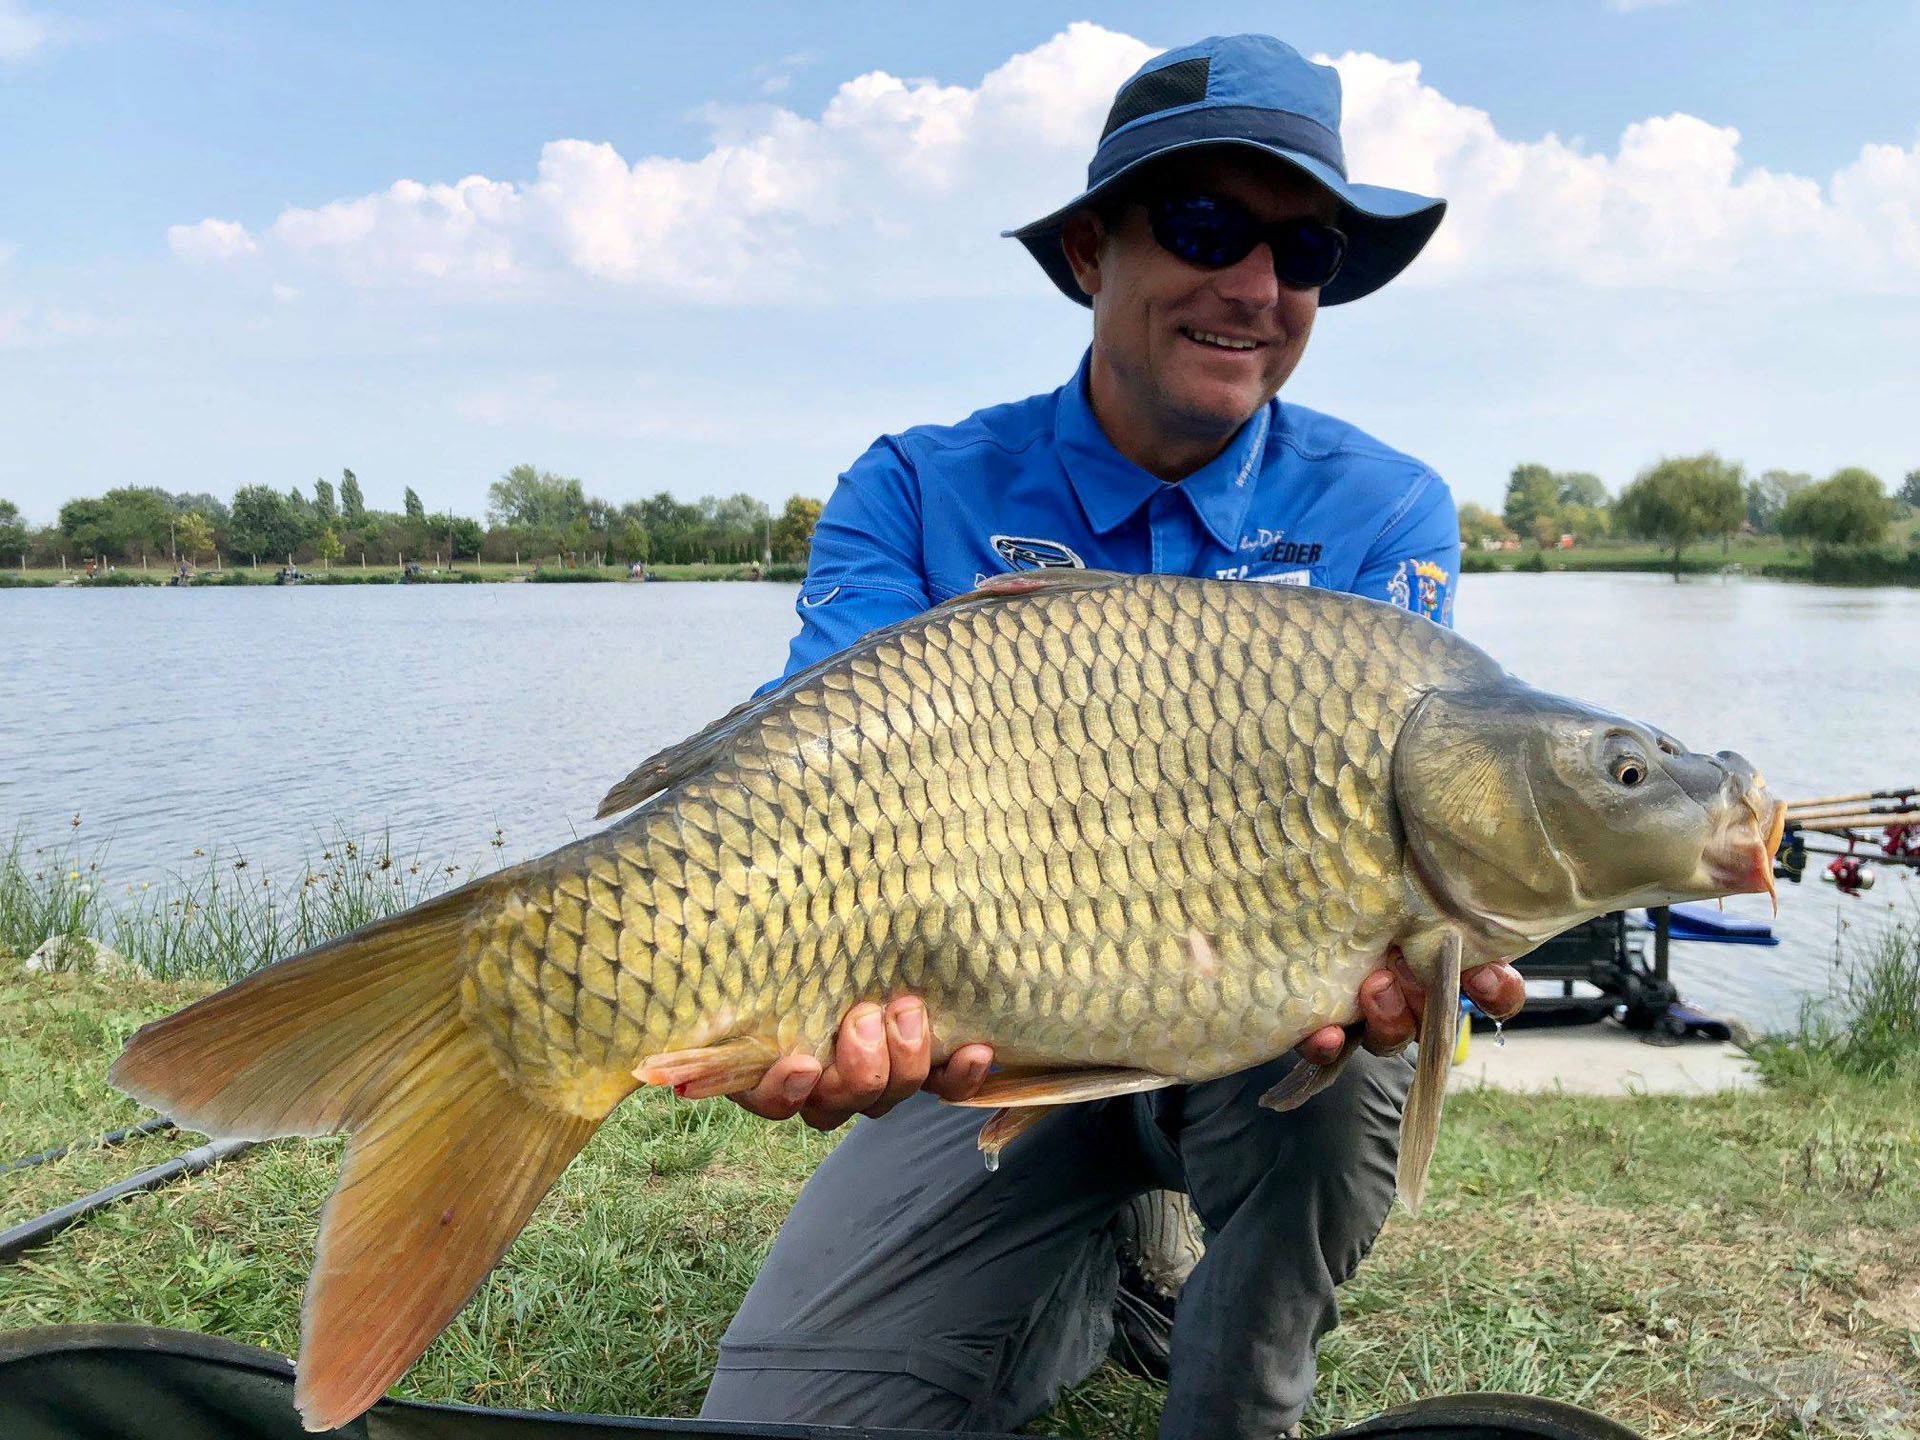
[1005,137,1444,307]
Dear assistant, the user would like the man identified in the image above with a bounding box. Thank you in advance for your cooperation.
[700,35,1526,1438]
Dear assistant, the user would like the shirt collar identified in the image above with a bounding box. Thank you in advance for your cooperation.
[1054,350,1272,553]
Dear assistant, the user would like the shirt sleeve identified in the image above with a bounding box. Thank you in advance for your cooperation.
[756,436,932,695]
[1349,470,1461,629]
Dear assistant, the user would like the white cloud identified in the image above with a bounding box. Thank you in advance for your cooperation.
[0,1,51,62]
[168,218,258,262]
[164,24,1920,303]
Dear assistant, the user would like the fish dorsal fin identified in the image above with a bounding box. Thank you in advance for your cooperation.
[941,568,1133,606]
[595,685,793,818]
[596,569,1136,819]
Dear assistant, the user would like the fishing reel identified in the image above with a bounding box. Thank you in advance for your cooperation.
[1821,850,1876,894]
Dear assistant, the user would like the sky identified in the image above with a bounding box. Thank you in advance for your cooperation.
[2,1,1918,525]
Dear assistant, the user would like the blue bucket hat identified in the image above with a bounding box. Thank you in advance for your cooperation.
[1006,34,1445,307]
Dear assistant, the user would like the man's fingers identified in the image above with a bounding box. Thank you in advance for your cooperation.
[799,1003,889,1130]
[1464,962,1526,1022]
[1294,1024,1349,1066]
[869,998,933,1116]
[729,1054,823,1121]
[927,1043,995,1102]
[1359,969,1417,1056]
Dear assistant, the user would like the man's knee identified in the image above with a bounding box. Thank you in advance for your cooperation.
[701,1358,974,1429]
[1179,1050,1411,1259]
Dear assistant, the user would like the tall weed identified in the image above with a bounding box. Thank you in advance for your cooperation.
[0,826,107,960]
[1753,914,1920,1084]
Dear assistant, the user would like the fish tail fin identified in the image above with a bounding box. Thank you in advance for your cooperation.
[110,882,605,1432]
[1396,931,1462,1215]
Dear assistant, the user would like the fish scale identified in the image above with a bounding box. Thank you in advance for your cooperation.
[452,573,1482,1108]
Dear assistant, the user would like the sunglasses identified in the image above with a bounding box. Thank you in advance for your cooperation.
[1142,194,1348,292]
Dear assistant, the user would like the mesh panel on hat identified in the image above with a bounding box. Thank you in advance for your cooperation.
[1100,58,1211,140]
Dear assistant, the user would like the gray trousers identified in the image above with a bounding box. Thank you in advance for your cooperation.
[699,1049,1412,1439]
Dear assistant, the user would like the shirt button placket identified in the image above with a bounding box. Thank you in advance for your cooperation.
[1148,487,1195,576]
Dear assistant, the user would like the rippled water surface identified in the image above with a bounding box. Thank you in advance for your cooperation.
[4,573,1914,1028]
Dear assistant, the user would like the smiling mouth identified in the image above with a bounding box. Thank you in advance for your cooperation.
[1180,326,1265,352]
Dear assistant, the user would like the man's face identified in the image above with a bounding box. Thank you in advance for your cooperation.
[1065,151,1337,446]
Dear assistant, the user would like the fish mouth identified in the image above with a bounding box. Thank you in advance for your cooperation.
[1701,782,1788,913]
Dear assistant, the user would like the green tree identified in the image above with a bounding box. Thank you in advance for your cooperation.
[1501,463,1562,539]
[175,511,215,563]
[57,487,175,560]
[1898,469,1920,508]
[1779,468,1891,548]
[607,502,652,563]
[425,512,484,560]
[403,487,425,522]
[487,465,586,531]
[228,484,308,563]
[771,495,825,561]
[1555,472,1609,509]
[340,469,365,523]
[1614,453,1746,578]
[313,478,338,525]
[316,526,345,567]
[0,499,25,559]
[1454,501,1511,550]
[1745,469,1810,533]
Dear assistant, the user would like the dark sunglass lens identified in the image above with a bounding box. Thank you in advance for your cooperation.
[1149,196,1257,269]
[1273,222,1347,289]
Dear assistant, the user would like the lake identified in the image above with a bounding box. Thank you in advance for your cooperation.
[4,573,1914,1030]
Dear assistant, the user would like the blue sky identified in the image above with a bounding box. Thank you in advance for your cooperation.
[3,1,1917,523]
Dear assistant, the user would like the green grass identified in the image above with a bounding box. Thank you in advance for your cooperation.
[3,854,1918,1436]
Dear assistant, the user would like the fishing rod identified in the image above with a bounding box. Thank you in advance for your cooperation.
[0,1116,177,1176]
[0,1138,255,1264]
[1789,810,1920,833]
[1784,784,1917,812]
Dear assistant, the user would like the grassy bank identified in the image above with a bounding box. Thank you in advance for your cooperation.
[3,841,1917,1436]
[1462,533,1920,586]
[0,561,807,588]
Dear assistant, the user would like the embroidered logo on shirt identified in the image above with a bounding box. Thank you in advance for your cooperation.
[1235,527,1322,566]
[1214,564,1311,586]
[991,535,1084,571]
[1388,560,1452,622]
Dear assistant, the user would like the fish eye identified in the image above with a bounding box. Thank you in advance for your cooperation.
[1610,754,1648,787]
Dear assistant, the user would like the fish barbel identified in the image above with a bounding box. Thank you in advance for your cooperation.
[111,569,1785,1429]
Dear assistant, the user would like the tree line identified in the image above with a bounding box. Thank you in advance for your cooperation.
[1458,457,1919,575]
[0,466,827,570]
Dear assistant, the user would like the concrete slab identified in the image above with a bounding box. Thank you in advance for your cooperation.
[1446,1021,1761,1097]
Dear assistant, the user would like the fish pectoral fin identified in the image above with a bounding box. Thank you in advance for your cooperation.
[1259,1025,1364,1113]
[976,1104,1063,1169]
[1397,931,1463,1216]
[948,1065,1180,1108]
[634,1036,781,1099]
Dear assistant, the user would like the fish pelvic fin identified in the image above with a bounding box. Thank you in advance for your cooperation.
[109,879,609,1432]
[947,1064,1179,1108]
[976,1104,1064,1169]
[1396,930,1462,1216]
[1259,1024,1364,1113]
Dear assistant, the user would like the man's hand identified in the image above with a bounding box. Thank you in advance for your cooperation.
[729,997,995,1132]
[1295,959,1526,1065]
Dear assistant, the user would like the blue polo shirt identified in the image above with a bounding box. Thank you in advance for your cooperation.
[766,352,1459,688]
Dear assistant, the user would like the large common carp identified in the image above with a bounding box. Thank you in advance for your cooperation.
[112,569,1784,1429]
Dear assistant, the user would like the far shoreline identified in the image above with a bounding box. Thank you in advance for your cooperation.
[0,560,808,589]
